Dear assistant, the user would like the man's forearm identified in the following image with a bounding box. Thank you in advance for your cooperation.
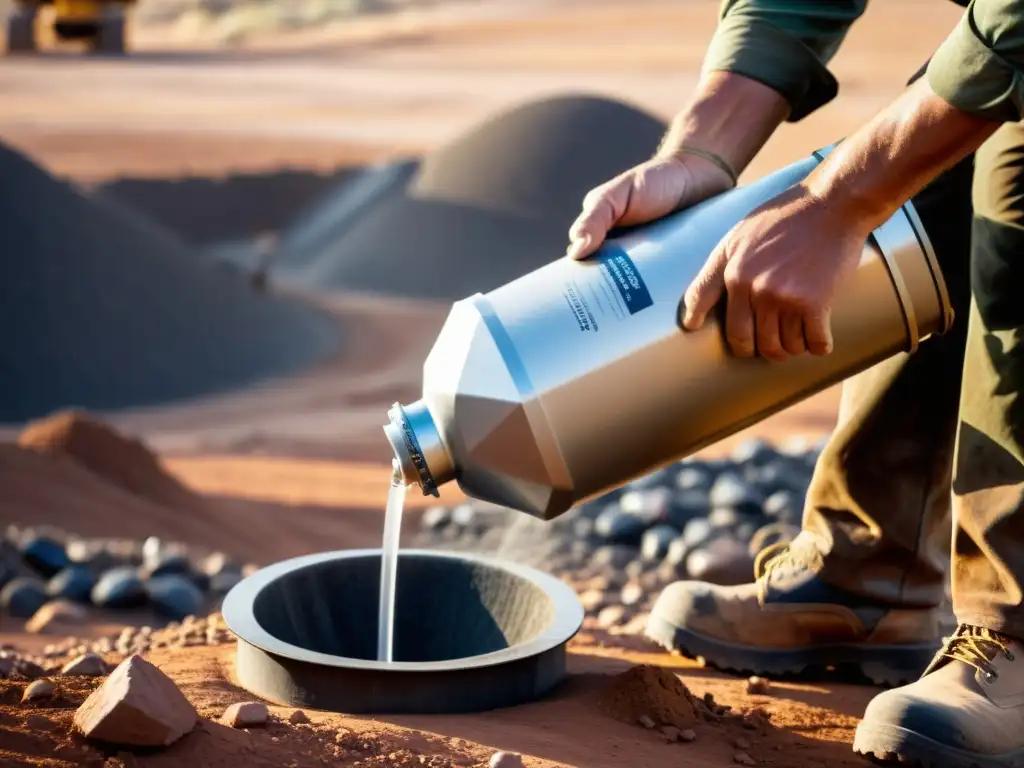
[655,71,791,176]
[805,77,1000,232]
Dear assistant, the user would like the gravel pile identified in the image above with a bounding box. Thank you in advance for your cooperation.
[412,437,823,631]
[0,141,340,424]
[0,525,256,627]
[268,94,667,300]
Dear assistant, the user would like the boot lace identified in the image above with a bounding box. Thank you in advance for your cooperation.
[753,542,822,603]
[943,626,1016,682]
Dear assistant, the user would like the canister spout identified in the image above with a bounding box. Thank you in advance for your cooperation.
[383,400,454,498]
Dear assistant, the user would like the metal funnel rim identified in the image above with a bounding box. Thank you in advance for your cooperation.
[221,548,584,672]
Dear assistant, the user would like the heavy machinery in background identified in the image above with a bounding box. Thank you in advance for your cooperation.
[6,0,129,54]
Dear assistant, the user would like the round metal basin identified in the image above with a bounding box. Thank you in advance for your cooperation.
[221,549,584,714]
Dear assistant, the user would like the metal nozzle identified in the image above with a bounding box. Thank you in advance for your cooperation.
[383,400,454,498]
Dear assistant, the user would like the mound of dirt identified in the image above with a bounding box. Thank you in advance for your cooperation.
[18,410,199,510]
[270,94,667,300]
[0,142,340,425]
[596,664,705,730]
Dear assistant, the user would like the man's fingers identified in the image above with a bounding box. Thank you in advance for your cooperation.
[803,309,834,356]
[682,244,729,330]
[755,305,786,362]
[567,184,626,260]
[725,285,756,358]
[780,312,807,356]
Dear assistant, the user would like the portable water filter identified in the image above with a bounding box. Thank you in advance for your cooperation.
[383,147,952,520]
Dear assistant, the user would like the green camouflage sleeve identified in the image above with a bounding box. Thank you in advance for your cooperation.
[928,0,1024,121]
[701,1,868,121]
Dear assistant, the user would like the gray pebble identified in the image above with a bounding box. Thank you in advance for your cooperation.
[61,653,107,677]
[146,575,204,620]
[421,506,451,531]
[141,536,163,564]
[755,461,810,496]
[449,504,476,528]
[709,473,764,512]
[763,490,802,523]
[144,553,192,579]
[624,559,646,580]
[0,540,26,590]
[640,526,677,562]
[1,577,48,618]
[686,538,755,587]
[22,679,54,703]
[663,538,690,569]
[572,516,595,540]
[620,581,644,607]
[20,535,69,579]
[47,566,95,603]
[209,571,242,594]
[578,589,607,614]
[621,487,675,522]
[681,518,715,549]
[91,567,146,609]
[221,701,268,728]
[595,507,649,546]
[17,659,46,679]
[667,490,711,528]
[732,437,776,465]
[596,605,627,629]
[674,466,713,493]
[591,544,637,571]
[489,751,524,768]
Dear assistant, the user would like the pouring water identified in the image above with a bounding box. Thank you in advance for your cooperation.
[377,463,407,662]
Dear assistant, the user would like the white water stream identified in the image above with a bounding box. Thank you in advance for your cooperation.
[376,478,407,662]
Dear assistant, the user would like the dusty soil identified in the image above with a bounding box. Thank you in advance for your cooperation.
[0,1,970,765]
[1,642,873,768]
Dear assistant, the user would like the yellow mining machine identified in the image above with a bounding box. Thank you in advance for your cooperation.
[6,0,130,54]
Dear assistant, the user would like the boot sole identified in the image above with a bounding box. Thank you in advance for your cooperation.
[854,721,1024,767]
[644,614,937,686]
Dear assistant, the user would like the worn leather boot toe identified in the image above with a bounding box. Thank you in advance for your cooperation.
[854,625,1024,767]
[645,536,941,685]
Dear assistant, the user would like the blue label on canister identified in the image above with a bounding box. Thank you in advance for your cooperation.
[595,245,653,315]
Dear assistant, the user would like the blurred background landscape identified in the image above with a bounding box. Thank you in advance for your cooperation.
[0,2,968,766]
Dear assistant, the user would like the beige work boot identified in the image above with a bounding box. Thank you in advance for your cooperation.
[644,534,942,685]
[854,626,1024,767]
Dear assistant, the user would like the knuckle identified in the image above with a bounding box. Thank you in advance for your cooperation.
[582,184,613,209]
[723,264,747,292]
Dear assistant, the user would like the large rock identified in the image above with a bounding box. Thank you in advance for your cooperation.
[74,655,197,747]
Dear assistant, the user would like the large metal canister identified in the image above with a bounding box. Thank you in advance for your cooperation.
[383,147,952,520]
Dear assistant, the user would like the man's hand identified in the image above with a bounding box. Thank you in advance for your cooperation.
[681,184,871,361]
[566,155,735,261]
[565,72,792,261]
[681,76,1000,362]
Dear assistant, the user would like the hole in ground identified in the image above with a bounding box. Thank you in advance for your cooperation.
[251,552,557,662]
